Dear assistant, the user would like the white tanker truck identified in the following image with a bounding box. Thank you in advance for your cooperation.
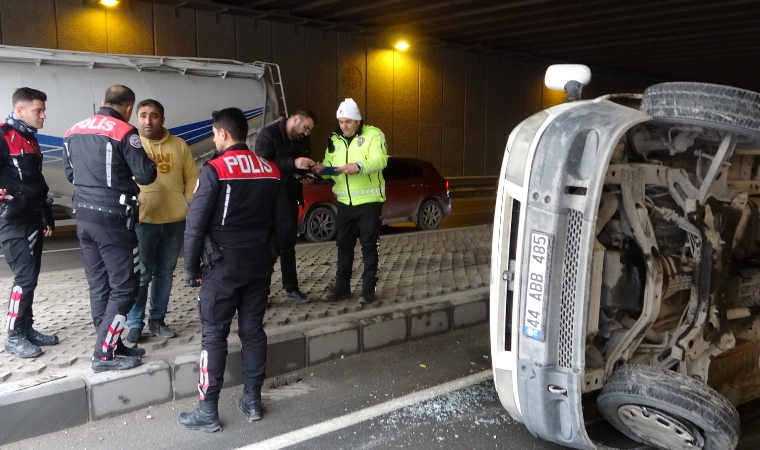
[0,45,285,209]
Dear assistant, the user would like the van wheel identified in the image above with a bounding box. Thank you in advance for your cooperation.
[416,200,443,231]
[597,365,739,450]
[641,82,760,141]
[305,206,336,242]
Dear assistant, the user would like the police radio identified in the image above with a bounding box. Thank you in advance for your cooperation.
[119,194,139,231]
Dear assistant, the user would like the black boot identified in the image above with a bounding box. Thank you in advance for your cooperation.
[91,355,142,373]
[358,291,376,304]
[114,339,146,358]
[238,396,263,422]
[23,319,59,347]
[323,285,351,302]
[359,278,377,304]
[178,406,222,432]
[5,329,42,358]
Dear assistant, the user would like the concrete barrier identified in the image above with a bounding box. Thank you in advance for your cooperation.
[0,377,88,446]
[86,360,172,420]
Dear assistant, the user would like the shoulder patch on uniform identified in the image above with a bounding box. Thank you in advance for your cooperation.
[357,137,365,147]
[129,134,143,148]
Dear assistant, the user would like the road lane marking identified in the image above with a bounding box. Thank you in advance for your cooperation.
[0,247,80,258]
[238,370,492,450]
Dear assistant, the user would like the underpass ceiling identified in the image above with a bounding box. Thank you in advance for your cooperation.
[204,0,760,92]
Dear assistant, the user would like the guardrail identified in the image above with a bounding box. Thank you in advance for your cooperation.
[446,176,498,197]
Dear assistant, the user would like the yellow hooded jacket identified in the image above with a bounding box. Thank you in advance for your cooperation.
[136,129,199,224]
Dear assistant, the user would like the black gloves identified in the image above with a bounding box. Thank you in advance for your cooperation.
[43,198,55,231]
[185,273,201,287]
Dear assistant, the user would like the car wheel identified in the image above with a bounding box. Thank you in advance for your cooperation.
[641,82,760,141]
[305,206,336,242]
[416,199,443,231]
[597,365,739,450]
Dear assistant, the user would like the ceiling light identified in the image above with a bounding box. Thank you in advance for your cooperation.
[395,41,409,51]
[100,0,120,7]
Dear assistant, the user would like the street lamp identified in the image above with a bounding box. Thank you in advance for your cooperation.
[395,41,409,51]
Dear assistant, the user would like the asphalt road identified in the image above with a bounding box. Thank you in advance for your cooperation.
[0,324,626,450]
[9,323,758,450]
[4,326,760,450]
[0,197,497,277]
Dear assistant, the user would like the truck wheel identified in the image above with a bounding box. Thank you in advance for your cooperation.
[641,82,760,141]
[597,365,739,450]
[416,199,443,231]
[305,206,336,242]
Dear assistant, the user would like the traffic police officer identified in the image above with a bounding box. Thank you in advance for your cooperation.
[63,85,157,372]
[179,108,290,432]
[1,87,58,358]
[314,98,388,304]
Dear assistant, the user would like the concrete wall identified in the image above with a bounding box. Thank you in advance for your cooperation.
[0,0,654,176]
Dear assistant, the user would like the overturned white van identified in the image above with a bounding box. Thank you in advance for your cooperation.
[491,65,760,450]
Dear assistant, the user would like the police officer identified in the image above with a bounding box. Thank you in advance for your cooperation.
[1,87,58,358]
[63,85,157,372]
[254,108,317,303]
[313,98,388,304]
[179,108,290,432]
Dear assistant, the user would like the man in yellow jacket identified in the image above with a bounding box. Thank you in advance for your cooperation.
[126,99,199,343]
[314,98,387,304]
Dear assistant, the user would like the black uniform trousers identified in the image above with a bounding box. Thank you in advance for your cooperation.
[334,202,383,293]
[1,217,44,331]
[279,196,300,292]
[199,243,272,406]
[77,217,139,359]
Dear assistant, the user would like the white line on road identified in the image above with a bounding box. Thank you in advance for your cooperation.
[0,247,80,258]
[238,370,493,450]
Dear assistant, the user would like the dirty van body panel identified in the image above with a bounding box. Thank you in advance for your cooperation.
[515,101,650,449]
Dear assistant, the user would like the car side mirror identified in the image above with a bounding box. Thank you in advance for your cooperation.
[545,64,591,102]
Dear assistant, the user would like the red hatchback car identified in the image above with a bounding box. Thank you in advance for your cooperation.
[298,157,452,242]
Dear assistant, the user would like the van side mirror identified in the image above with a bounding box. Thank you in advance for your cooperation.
[545,64,591,102]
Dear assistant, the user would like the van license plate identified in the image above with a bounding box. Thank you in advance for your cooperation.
[523,231,552,341]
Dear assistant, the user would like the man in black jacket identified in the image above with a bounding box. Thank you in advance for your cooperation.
[63,85,157,373]
[179,108,290,432]
[254,109,317,303]
[1,87,58,358]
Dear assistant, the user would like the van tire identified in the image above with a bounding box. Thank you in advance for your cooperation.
[641,82,760,140]
[597,364,739,450]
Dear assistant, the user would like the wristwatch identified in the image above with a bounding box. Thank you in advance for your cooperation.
[356,162,363,174]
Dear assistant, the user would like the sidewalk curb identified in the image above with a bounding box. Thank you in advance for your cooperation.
[0,288,489,446]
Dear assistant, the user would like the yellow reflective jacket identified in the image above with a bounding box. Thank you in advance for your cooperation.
[322,124,388,206]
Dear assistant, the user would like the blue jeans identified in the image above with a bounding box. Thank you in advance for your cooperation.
[126,221,185,330]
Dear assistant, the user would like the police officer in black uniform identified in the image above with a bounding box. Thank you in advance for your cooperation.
[1,87,58,358]
[254,108,317,303]
[63,85,157,372]
[178,108,290,432]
